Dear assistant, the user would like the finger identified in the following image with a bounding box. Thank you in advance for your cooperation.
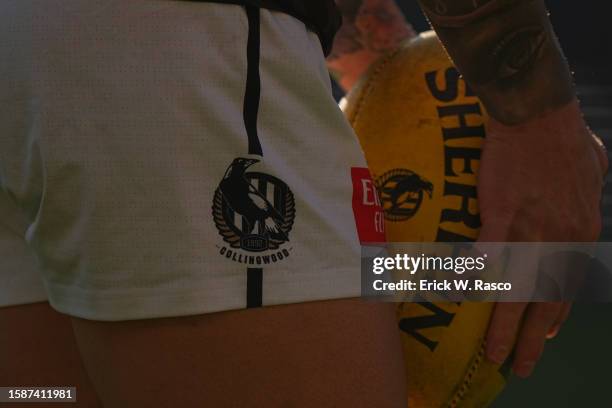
[546,302,572,339]
[512,302,564,378]
[505,242,542,300]
[486,302,528,364]
[475,215,513,265]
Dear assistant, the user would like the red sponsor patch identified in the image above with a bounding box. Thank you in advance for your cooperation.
[351,167,386,244]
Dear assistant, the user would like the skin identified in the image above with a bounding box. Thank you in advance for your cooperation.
[72,300,407,407]
[328,0,608,378]
[0,303,102,408]
[5,301,405,408]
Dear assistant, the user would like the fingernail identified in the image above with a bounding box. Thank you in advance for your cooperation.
[547,324,561,339]
[516,361,535,378]
[488,345,508,364]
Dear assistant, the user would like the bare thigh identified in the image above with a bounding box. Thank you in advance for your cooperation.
[72,299,407,408]
[0,302,102,408]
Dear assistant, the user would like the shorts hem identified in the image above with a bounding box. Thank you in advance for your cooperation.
[46,270,361,321]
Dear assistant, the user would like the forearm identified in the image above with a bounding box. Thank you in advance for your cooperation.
[328,0,416,91]
[418,0,575,125]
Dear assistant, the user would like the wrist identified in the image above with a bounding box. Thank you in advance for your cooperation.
[487,98,586,139]
[419,0,576,126]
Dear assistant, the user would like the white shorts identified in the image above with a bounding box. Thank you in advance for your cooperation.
[0,193,47,308]
[0,1,384,320]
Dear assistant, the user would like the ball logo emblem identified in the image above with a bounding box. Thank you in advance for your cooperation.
[376,168,433,222]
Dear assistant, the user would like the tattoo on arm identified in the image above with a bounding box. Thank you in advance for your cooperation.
[419,0,574,124]
[327,0,416,91]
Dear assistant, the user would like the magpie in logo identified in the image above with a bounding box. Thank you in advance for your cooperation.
[213,157,295,252]
[376,169,433,221]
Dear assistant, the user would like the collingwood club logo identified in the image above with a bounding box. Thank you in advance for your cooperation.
[212,157,295,265]
[376,169,433,221]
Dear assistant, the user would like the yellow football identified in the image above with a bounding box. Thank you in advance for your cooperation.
[342,31,510,408]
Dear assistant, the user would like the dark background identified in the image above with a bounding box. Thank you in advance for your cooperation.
[335,2,612,406]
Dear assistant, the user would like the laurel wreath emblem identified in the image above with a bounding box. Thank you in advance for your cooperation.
[212,188,242,248]
[212,180,296,251]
